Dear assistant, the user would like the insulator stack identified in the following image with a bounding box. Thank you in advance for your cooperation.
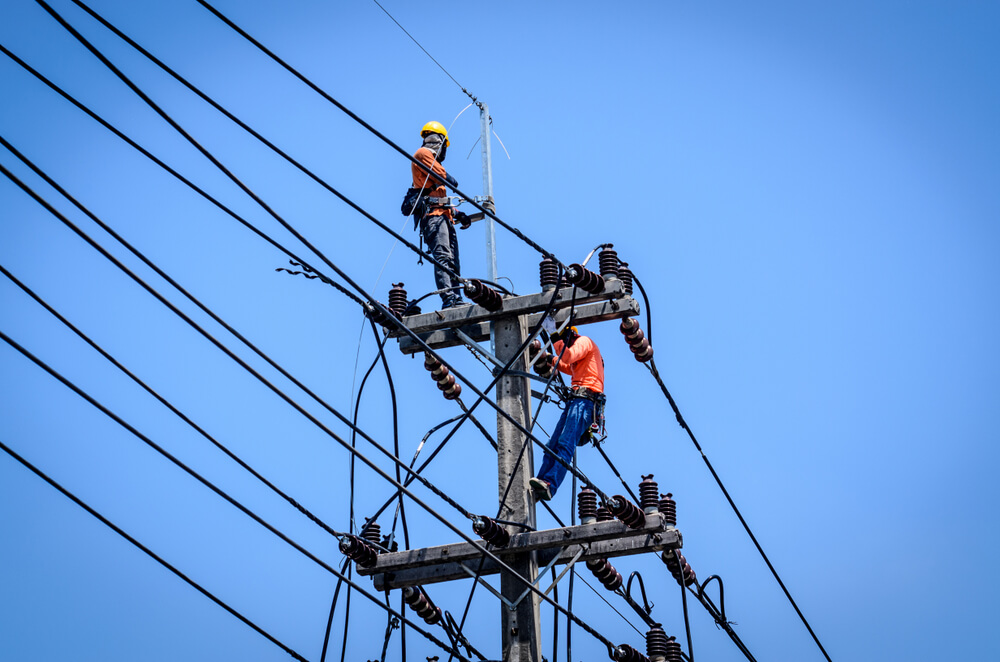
[361,519,381,548]
[658,493,677,528]
[639,474,660,514]
[586,558,624,591]
[365,300,394,329]
[619,317,654,363]
[339,535,378,568]
[599,245,620,281]
[578,486,598,524]
[664,637,682,662]
[645,624,668,662]
[539,257,559,292]
[607,495,646,529]
[618,263,634,295]
[611,643,648,662]
[388,283,408,317]
[661,550,697,587]
[463,279,503,311]
[402,586,442,625]
[529,339,555,378]
[566,263,606,294]
[424,353,462,400]
[472,516,511,548]
[596,505,613,522]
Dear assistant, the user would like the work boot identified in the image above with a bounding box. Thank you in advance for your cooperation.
[529,477,552,501]
[444,295,466,309]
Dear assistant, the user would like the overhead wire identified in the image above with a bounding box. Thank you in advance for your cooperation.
[68,0,466,290]
[0,439,311,662]
[194,0,558,264]
[0,330,473,662]
[33,0,616,516]
[18,5,820,657]
[0,164,622,656]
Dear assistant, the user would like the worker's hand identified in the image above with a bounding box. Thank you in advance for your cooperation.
[454,211,472,229]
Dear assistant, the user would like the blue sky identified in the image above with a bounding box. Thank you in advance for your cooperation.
[1,1,998,661]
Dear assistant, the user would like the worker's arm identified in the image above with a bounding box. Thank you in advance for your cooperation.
[552,337,592,374]
[413,148,451,189]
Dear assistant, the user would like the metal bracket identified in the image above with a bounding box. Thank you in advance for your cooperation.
[453,328,505,370]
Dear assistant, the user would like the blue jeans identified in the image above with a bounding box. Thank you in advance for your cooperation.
[419,213,461,305]
[536,397,595,497]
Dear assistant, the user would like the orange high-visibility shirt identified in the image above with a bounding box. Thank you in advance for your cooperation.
[411,147,453,221]
[552,335,604,393]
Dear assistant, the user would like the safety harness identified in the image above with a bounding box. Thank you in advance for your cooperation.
[569,386,607,446]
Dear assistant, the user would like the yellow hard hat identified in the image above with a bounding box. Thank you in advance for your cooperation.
[420,121,450,147]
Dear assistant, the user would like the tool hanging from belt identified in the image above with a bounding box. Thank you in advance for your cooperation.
[569,386,607,446]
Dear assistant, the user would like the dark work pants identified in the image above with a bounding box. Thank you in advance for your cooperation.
[419,213,462,305]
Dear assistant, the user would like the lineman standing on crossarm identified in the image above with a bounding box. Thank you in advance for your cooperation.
[412,121,470,309]
[530,325,605,501]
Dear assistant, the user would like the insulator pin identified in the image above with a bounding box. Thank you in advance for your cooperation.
[472,516,511,548]
[403,586,442,625]
[566,263,606,294]
[539,257,560,292]
[611,643,648,662]
[618,263,634,295]
[645,624,668,662]
[388,283,408,317]
[620,318,654,363]
[361,519,381,547]
[463,279,503,311]
[599,245,620,281]
[424,353,462,400]
[577,486,598,524]
[339,535,378,568]
[661,550,697,587]
[658,493,677,528]
[607,495,646,529]
[586,558,624,591]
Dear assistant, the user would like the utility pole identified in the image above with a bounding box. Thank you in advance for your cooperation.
[479,102,497,286]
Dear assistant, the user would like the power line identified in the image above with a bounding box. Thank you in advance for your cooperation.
[369,0,480,105]
[0,161,622,653]
[194,0,557,264]
[0,439,312,662]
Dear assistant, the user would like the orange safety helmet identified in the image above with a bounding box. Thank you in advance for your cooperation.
[420,120,450,147]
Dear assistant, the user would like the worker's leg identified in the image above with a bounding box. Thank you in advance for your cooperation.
[420,214,459,306]
[535,398,595,496]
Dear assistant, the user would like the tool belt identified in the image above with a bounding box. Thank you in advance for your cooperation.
[572,387,606,446]
[569,386,603,401]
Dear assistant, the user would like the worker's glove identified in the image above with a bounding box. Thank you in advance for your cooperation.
[445,172,459,188]
[454,211,472,229]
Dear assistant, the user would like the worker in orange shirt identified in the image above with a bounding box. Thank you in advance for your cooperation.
[411,121,470,309]
[530,325,605,501]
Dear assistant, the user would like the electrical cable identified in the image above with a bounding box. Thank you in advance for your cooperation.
[68,0,466,289]
[0,262,346,540]
[194,0,559,265]
[0,439,312,662]
[369,0,479,105]
[0,45,363,308]
[30,2,615,514]
[3,33,612,519]
[0,332,474,662]
[319,558,352,662]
